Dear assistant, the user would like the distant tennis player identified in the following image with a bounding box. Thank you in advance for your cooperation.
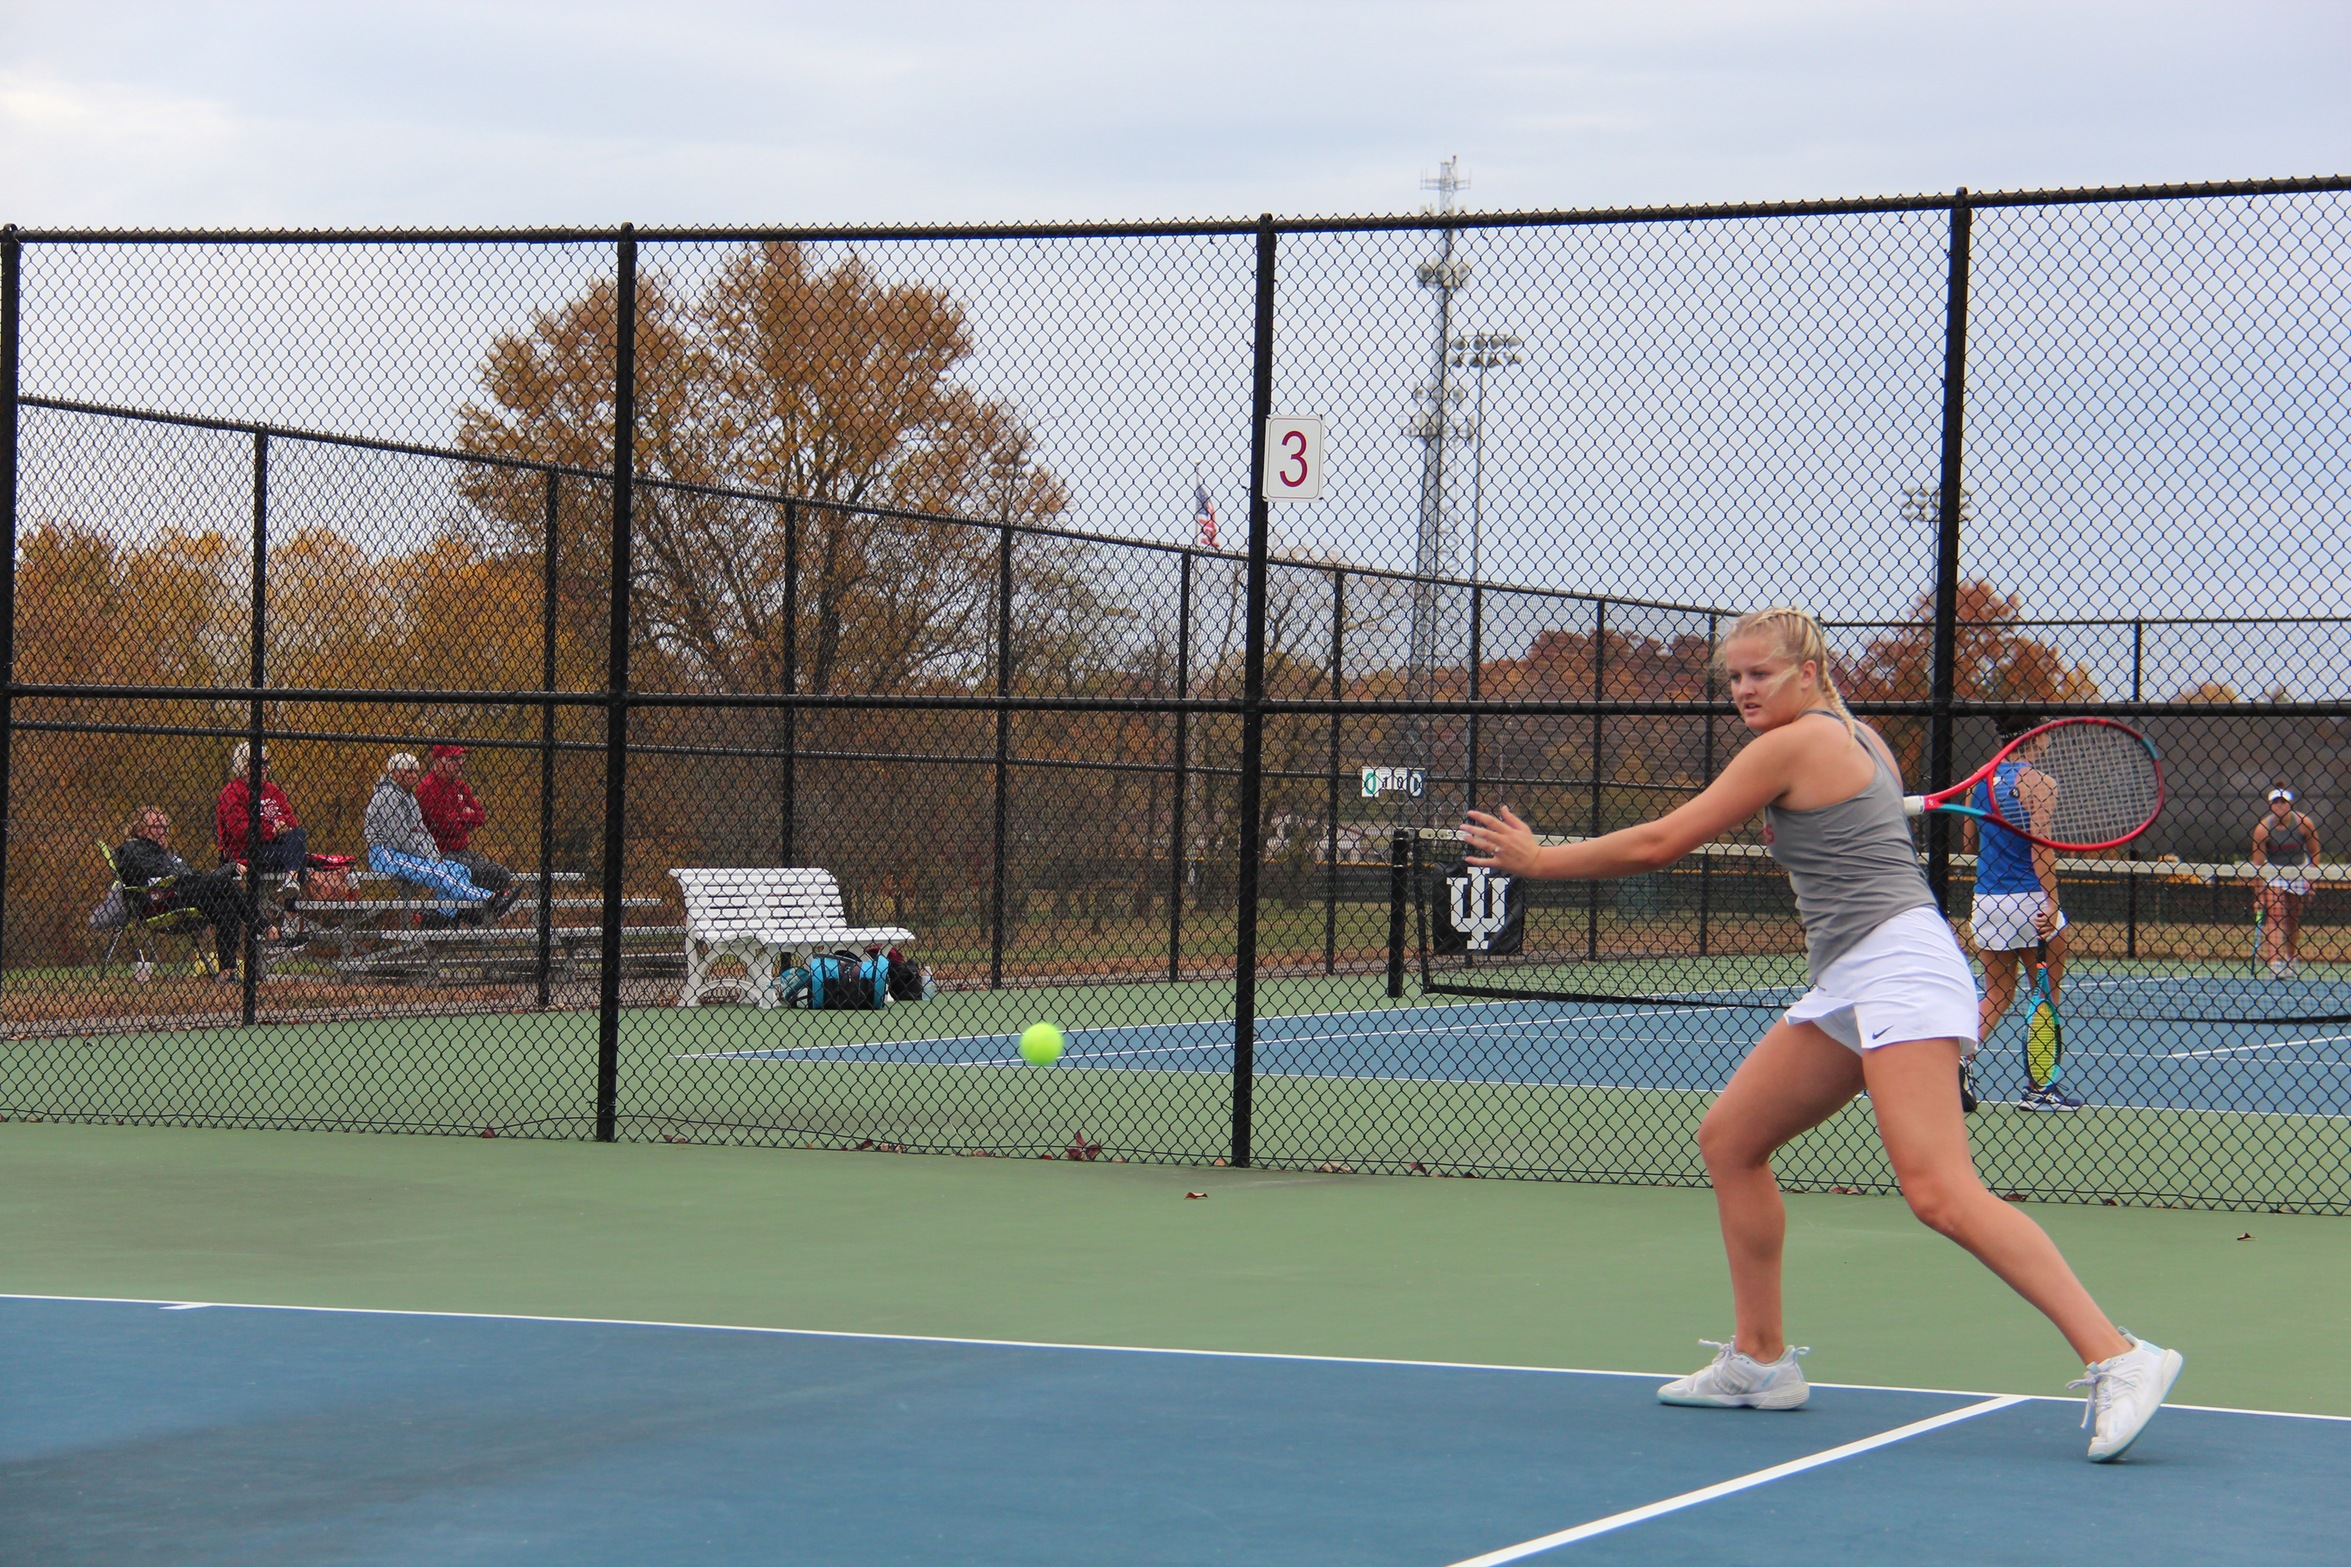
[2251,781,2320,978]
[1461,607,2181,1462]
[1968,718,2082,1110]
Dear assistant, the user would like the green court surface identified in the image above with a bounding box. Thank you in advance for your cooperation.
[10,971,2351,1211]
[4,1119,2348,1418]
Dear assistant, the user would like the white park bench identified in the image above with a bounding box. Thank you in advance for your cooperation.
[669,867,914,1008]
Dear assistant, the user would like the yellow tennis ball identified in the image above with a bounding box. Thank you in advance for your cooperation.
[1018,1022,1064,1066]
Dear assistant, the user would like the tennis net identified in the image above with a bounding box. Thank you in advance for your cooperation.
[1395,828,2351,1024]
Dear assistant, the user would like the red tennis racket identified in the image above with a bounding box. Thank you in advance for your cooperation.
[1903,717,2163,853]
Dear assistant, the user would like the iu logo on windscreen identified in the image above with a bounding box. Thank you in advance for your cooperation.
[1429,859,1523,958]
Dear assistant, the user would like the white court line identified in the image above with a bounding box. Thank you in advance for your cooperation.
[1440,1396,2026,1566]
[2161,1037,2351,1060]
[677,1009,1766,1065]
[8,1292,2346,1427]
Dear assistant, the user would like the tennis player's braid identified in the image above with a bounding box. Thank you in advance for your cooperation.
[1722,606,1859,743]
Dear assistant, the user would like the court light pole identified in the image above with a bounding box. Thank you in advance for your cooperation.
[1448,330,1525,589]
[1404,157,1474,823]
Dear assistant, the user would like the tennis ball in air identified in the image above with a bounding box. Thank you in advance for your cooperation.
[1018,1022,1065,1066]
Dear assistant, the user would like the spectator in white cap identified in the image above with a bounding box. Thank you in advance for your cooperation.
[364,751,493,928]
[2250,781,2321,978]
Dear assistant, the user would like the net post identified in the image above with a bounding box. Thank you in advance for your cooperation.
[1231,213,1277,1169]
[1386,828,1410,999]
[1925,191,1974,909]
[2126,848,2141,959]
[593,222,637,1145]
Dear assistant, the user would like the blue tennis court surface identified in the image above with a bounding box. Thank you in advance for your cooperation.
[4,1295,2342,1565]
[684,970,2351,1117]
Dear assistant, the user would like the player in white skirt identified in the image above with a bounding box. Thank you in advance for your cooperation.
[1968,718,2082,1110]
[2252,784,2321,978]
[1461,607,2181,1462]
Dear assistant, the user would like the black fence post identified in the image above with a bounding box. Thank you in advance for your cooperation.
[1231,214,1278,1170]
[1586,599,1607,961]
[2126,615,2142,957]
[1698,612,1719,956]
[0,227,21,996]
[1926,192,1973,910]
[240,432,269,1026]
[536,468,558,1009]
[1465,582,1483,813]
[594,224,637,1144]
[990,520,1013,990]
[780,501,798,867]
[1324,569,1344,975]
[1167,552,1192,983]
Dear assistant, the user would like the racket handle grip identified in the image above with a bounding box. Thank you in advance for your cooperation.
[1901,794,1927,818]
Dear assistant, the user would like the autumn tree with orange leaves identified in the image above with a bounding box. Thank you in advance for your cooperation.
[1841,581,2102,778]
[452,241,1079,698]
[441,241,1161,927]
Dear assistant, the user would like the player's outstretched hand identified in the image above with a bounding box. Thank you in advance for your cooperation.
[1462,806,1542,877]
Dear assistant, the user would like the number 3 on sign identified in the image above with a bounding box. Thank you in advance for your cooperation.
[1262,416,1326,501]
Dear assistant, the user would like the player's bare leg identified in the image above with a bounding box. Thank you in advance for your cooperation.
[1978,948,2020,1039]
[1862,1037,2127,1365]
[1695,1019,1863,1362]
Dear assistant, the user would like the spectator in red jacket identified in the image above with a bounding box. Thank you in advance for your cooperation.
[215,741,310,894]
[416,744,519,923]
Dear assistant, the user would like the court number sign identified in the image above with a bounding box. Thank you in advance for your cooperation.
[1262,416,1326,501]
[1361,766,1425,799]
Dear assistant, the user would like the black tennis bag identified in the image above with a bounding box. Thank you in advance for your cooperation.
[879,947,929,1002]
[787,948,893,1010]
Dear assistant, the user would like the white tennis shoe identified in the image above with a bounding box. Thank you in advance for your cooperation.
[2070,1333,2184,1462]
[1657,1339,1810,1409]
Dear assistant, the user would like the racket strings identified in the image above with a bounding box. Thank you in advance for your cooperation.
[2009,723,2160,845]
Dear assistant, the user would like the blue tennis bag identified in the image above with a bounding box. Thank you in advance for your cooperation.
[776,948,893,1010]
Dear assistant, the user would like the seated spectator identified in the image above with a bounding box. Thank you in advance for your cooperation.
[116,804,278,981]
[365,751,494,928]
[216,740,310,892]
[416,744,520,921]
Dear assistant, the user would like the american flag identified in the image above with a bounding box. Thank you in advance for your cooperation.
[1191,478,1219,550]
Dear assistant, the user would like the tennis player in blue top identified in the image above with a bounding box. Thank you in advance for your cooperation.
[1462,607,2182,1462]
[1968,717,2083,1110]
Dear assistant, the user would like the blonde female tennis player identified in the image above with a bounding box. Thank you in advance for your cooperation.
[1460,606,2182,1462]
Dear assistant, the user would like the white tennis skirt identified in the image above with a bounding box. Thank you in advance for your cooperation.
[1970,890,2069,953]
[1785,904,1980,1057]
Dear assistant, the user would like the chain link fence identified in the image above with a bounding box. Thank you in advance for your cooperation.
[4,179,2347,1211]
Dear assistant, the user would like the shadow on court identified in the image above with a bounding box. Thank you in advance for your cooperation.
[3,1297,2341,1566]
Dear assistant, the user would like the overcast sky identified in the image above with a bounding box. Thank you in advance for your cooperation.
[3,0,2346,228]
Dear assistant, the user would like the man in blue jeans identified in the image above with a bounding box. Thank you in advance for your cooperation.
[364,751,496,928]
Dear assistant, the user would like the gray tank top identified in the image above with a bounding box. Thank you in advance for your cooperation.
[1763,711,1937,982]
[2265,811,2310,867]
